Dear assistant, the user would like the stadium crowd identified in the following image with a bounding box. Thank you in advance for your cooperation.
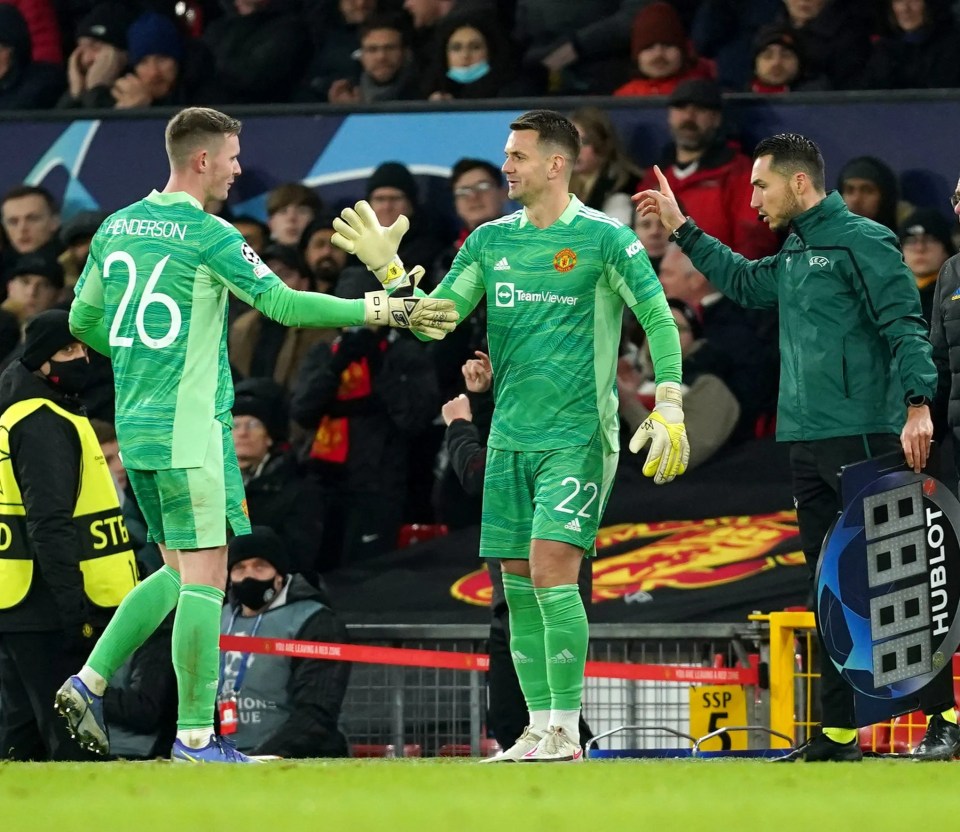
[2,0,960,761]
[2,0,960,110]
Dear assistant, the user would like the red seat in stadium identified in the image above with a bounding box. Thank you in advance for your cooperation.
[890,712,927,754]
[351,744,423,758]
[397,524,449,549]
[858,723,891,754]
[438,739,501,757]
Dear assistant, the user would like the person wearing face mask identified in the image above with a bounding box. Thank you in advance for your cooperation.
[422,13,523,100]
[0,309,138,760]
[219,527,350,758]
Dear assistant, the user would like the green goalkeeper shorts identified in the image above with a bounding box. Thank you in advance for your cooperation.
[127,420,250,550]
[479,429,618,560]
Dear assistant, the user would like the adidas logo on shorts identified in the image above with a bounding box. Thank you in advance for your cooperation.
[564,518,582,532]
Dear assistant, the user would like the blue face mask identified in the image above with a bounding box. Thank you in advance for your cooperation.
[447,61,491,84]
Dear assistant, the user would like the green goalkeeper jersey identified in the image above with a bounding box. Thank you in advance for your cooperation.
[434,195,680,453]
[74,190,282,470]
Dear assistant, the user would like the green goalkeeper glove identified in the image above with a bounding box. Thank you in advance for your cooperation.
[363,265,459,339]
[331,200,410,291]
[628,382,690,484]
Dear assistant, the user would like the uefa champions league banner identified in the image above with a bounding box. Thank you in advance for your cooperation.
[2,96,960,224]
[817,451,960,727]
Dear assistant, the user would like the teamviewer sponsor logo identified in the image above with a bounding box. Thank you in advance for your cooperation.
[495,281,578,308]
[496,282,515,307]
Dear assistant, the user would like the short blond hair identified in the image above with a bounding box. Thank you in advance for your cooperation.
[165,107,242,169]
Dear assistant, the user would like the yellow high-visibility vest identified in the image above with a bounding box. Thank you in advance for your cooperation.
[0,397,138,610]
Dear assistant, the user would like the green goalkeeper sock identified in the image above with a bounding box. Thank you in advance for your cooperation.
[85,565,181,683]
[502,573,550,713]
[173,583,224,731]
[537,584,588,711]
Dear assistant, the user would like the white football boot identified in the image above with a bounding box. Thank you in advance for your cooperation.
[519,726,584,762]
[479,725,545,763]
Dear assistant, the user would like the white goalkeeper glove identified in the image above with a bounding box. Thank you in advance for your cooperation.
[331,200,410,291]
[628,381,690,484]
[362,265,459,340]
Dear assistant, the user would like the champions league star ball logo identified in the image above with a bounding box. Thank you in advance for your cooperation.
[818,472,960,699]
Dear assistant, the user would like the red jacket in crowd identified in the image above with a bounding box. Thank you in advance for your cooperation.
[637,142,779,260]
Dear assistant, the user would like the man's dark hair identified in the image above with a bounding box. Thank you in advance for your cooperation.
[450,158,503,189]
[360,12,410,46]
[1,185,58,215]
[753,133,825,192]
[509,110,581,165]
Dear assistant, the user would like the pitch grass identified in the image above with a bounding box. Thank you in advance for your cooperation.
[3,758,960,832]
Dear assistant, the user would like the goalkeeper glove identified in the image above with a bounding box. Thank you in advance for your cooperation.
[331,200,410,291]
[628,381,690,484]
[363,265,459,339]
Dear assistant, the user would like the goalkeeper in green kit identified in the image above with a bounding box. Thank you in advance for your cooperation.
[332,110,689,762]
[54,107,457,764]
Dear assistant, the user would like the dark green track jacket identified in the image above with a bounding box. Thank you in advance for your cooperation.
[674,191,936,441]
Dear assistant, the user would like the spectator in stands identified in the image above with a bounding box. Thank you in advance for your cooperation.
[300,213,348,295]
[837,155,903,233]
[513,0,641,94]
[297,0,376,102]
[444,158,508,257]
[614,2,715,98]
[57,2,133,110]
[362,161,447,289]
[58,211,105,294]
[1,185,61,270]
[618,298,740,470]
[203,0,309,104]
[4,254,63,323]
[266,183,322,247]
[230,244,336,390]
[691,0,781,90]
[327,14,419,104]
[636,79,780,260]
[859,0,960,90]
[569,107,642,225]
[232,379,325,578]
[0,3,63,109]
[4,0,62,65]
[421,13,521,100]
[430,159,500,400]
[657,242,776,439]
[748,23,828,93]
[291,269,440,570]
[777,0,872,90]
[221,527,350,758]
[899,207,955,323]
[232,215,269,254]
[633,209,670,275]
[110,12,187,109]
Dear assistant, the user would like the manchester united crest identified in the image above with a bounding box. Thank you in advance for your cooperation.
[553,248,577,272]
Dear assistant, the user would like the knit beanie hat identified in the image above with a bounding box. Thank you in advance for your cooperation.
[227,526,290,575]
[128,12,184,66]
[632,1,687,57]
[366,162,418,203]
[21,310,75,371]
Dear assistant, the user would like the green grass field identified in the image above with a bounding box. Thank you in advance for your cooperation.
[3,758,960,832]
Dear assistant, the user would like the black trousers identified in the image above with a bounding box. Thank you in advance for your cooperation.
[790,435,954,729]
[0,631,99,761]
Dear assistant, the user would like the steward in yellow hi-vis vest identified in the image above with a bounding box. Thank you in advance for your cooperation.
[0,310,137,761]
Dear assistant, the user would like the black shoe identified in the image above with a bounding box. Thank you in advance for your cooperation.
[912,715,960,761]
[774,732,863,762]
